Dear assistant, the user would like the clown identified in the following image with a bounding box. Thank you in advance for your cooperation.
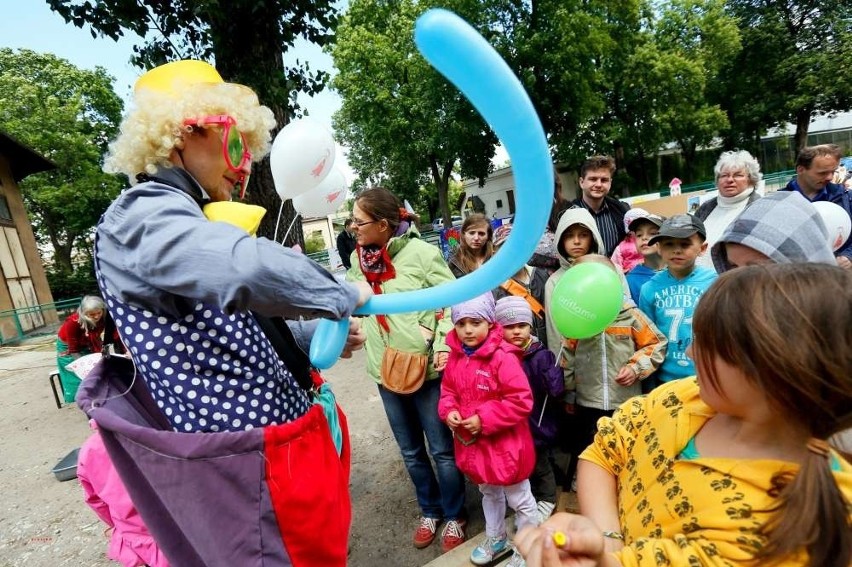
[87,59,371,566]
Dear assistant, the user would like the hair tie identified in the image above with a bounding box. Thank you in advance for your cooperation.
[806,438,830,458]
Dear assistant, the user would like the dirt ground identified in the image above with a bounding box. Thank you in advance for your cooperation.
[0,337,486,567]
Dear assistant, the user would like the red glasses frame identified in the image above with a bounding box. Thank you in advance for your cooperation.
[182,114,253,199]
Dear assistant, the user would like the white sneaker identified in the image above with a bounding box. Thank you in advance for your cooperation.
[506,549,526,567]
[470,534,509,565]
[536,500,555,520]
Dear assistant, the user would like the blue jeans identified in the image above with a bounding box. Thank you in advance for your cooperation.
[378,378,466,520]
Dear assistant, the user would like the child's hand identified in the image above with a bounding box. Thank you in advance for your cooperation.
[514,513,605,567]
[446,410,462,429]
[460,414,482,436]
[433,351,448,372]
[614,366,638,386]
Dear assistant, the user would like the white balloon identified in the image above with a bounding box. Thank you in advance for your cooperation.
[812,201,852,252]
[292,168,348,218]
[269,118,336,200]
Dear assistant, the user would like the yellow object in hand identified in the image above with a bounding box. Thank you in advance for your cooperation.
[552,531,567,548]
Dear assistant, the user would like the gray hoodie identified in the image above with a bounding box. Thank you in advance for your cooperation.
[711,191,836,272]
[544,208,605,361]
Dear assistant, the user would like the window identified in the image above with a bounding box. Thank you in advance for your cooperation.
[0,195,12,223]
[496,199,503,208]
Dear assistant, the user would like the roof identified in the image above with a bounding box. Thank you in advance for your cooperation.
[0,131,56,182]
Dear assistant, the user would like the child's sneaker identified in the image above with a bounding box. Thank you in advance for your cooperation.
[537,500,555,520]
[506,549,527,567]
[470,534,509,565]
[413,517,439,548]
[440,519,466,552]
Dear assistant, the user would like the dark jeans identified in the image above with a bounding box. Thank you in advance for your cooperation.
[564,406,614,490]
[529,446,557,503]
[378,379,466,520]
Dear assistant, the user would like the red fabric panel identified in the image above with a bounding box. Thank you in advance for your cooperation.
[264,404,351,567]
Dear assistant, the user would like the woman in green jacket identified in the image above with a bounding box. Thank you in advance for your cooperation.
[347,187,467,553]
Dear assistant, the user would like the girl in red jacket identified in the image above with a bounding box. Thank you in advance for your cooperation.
[438,293,538,567]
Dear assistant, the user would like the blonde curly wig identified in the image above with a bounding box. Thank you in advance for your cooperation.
[104,82,277,182]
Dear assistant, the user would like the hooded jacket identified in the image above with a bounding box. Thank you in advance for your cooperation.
[711,191,837,272]
[520,338,566,446]
[560,302,667,411]
[438,324,536,486]
[346,225,455,383]
[544,208,606,360]
[782,179,852,260]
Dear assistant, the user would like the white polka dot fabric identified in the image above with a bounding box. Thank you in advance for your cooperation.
[95,270,311,433]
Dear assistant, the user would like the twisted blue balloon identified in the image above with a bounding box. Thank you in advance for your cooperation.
[310,8,553,369]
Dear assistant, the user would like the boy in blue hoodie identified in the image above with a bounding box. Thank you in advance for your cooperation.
[638,214,716,387]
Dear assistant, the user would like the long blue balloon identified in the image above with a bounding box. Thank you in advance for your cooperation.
[310,8,553,369]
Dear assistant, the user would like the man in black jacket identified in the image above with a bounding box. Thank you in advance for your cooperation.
[570,155,630,257]
[336,218,357,269]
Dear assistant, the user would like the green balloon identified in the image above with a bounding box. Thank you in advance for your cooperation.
[548,263,623,339]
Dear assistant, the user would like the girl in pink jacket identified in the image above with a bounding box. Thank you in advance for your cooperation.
[438,293,538,567]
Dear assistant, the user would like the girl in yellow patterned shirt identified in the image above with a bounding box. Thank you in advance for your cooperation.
[514,263,851,567]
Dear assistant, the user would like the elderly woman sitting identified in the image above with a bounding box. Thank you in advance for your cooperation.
[695,150,762,271]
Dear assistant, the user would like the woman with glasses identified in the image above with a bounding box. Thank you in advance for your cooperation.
[87,60,370,567]
[347,187,468,554]
[694,150,763,271]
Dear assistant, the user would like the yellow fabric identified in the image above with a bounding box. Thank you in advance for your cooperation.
[135,60,223,95]
[581,378,852,567]
[202,202,266,236]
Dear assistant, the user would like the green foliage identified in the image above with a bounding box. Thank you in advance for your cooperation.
[45,0,342,246]
[718,0,852,152]
[331,0,498,226]
[304,233,327,254]
[0,48,124,271]
[45,261,98,302]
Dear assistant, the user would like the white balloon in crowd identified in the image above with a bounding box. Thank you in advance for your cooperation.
[812,201,852,252]
[292,168,348,218]
[269,118,336,200]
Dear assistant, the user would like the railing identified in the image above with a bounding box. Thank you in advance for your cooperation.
[658,169,795,196]
[0,297,81,345]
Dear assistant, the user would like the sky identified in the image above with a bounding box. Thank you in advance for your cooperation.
[0,0,354,180]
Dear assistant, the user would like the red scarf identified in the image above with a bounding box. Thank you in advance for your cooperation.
[357,244,396,332]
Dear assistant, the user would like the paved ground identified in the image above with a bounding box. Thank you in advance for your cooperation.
[0,338,492,567]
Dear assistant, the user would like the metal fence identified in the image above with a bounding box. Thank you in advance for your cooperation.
[0,297,81,345]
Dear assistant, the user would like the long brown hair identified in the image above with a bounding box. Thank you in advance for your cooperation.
[452,213,494,274]
[692,263,851,567]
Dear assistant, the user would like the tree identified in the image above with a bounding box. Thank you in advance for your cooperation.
[45,0,341,246]
[331,0,498,227]
[0,48,124,273]
[721,0,852,153]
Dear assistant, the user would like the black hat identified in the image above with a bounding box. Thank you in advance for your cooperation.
[648,214,706,245]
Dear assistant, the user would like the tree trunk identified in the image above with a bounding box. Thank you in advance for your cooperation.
[679,141,698,183]
[208,5,304,248]
[794,107,813,153]
[430,155,454,225]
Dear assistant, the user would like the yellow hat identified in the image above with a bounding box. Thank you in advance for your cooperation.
[134,60,223,96]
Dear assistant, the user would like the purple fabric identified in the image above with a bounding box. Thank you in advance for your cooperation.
[451,292,496,324]
[495,296,533,326]
[76,358,291,567]
[521,340,566,447]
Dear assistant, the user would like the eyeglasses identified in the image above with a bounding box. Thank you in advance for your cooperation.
[352,218,378,228]
[183,114,252,198]
[717,172,747,180]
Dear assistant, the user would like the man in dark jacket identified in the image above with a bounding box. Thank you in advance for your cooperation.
[336,218,357,269]
[782,144,852,269]
[569,155,631,257]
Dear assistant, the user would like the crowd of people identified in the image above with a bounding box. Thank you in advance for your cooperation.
[67,58,849,567]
